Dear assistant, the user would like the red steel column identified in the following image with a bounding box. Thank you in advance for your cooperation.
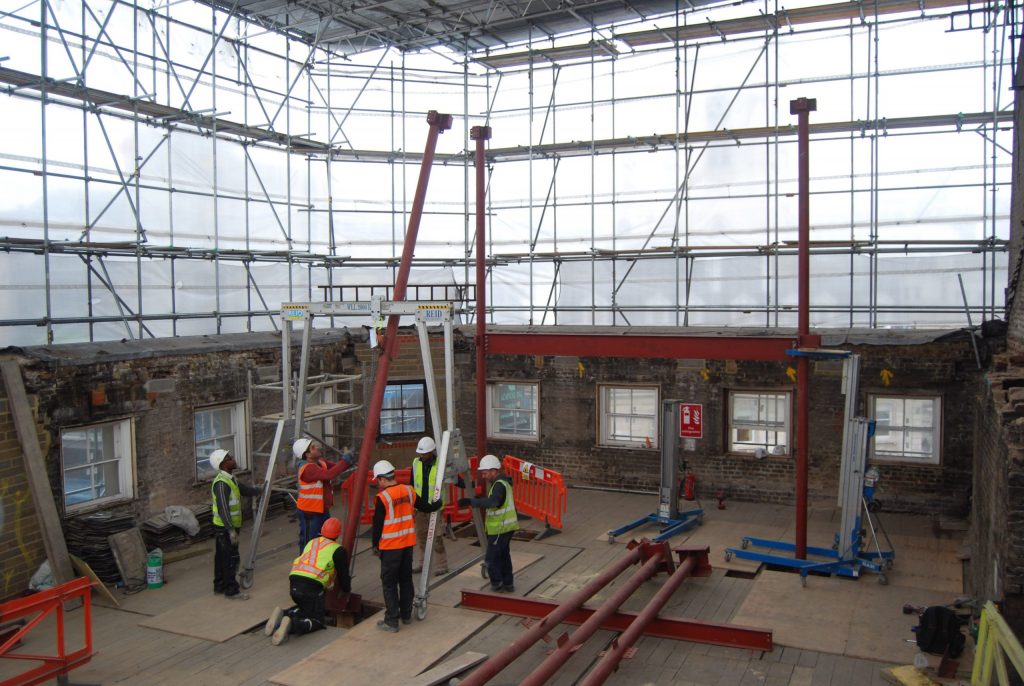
[579,554,698,686]
[341,111,453,555]
[791,97,816,560]
[470,125,491,458]
[518,544,670,686]
[457,542,649,686]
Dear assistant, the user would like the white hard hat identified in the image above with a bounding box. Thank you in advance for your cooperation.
[293,438,313,459]
[372,460,396,479]
[479,454,502,471]
[416,436,436,454]
[209,449,230,471]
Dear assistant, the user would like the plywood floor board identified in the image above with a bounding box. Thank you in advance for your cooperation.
[268,605,491,686]
[426,550,543,606]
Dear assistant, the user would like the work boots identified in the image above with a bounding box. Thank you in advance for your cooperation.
[272,616,292,645]
[264,607,284,636]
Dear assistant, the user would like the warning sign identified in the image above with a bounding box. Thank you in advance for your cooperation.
[679,403,703,439]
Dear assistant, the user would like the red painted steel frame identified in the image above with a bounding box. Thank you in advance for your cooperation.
[791,96,817,560]
[341,110,453,556]
[457,541,655,686]
[0,576,94,686]
[471,125,491,458]
[485,333,819,361]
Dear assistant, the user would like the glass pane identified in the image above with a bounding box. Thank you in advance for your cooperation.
[906,399,934,428]
[498,410,517,432]
[633,417,656,441]
[631,391,656,415]
[402,385,424,408]
[733,395,759,421]
[383,387,402,410]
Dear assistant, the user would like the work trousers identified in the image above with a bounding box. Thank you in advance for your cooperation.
[213,526,241,595]
[379,546,414,627]
[414,510,447,571]
[297,509,330,554]
[485,531,515,590]
[286,575,326,636]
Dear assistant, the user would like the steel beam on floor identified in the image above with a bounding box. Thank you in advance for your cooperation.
[459,590,773,651]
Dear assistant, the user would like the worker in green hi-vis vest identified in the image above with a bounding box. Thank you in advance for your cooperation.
[458,454,518,593]
[210,449,260,600]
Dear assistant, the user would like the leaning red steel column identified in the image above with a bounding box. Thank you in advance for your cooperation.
[457,541,650,686]
[791,96,816,561]
[340,111,453,555]
[470,125,491,459]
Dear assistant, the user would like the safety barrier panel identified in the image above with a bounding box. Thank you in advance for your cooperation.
[972,600,1024,686]
[502,454,567,536]
[0,576,94,686]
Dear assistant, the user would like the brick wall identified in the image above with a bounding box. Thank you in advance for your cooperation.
[0,378,47,601]
[456,332,984,517]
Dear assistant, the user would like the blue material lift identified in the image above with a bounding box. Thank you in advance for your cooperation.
[724,351,895,585]
[607,400,704,544]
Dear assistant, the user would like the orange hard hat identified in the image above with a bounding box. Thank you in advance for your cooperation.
[321,517,342,540]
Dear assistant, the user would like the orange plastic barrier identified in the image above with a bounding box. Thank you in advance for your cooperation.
[0,576,94,686]
[502,454,567,534]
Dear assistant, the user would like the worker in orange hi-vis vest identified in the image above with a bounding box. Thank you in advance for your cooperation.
[370,460,442,633]
[293,438,353,553]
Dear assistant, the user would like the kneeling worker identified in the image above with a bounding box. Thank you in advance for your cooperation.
[458,454,518,593]
[265,516,351,645]
[371,459,443,633]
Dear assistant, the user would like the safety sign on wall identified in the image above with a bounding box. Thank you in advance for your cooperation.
[679,403,703,439]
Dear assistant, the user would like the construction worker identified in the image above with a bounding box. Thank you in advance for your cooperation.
[294,438,353,553]
[264,516,351,646]
[210,449,261,600]
[458,454,518,593]
[411,435,449,576]
[371,459,442,632]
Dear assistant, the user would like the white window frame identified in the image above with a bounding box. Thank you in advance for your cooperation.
[61,418,135,514]
[868,394,941,465]
[487,382,540,441]
[728,390,792,455]
[598,385,659,449]
[195,400,249,480]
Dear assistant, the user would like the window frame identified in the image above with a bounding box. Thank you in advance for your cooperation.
[868,393,942,466]
[727,389,793,456]
[194,400,249,481]
[597,384,660,449]
[60,418,136,514]
[487,381,540,442]
[380,380,428,437]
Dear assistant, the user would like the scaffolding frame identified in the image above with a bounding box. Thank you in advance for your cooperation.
[0,0,1017,344]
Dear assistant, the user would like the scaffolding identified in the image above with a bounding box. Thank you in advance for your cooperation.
[0,0,1017,345]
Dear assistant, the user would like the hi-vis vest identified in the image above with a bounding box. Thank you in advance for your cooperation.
[296,461,326,513]
[412,457,445,506]
[211,472,242,529]
[485,478,518,536]
[291,536,340,589]
[377,484,416,550]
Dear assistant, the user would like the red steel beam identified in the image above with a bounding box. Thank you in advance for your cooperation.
[341,110,453,555]
[459,593,772,652]
[485,332,819,361]
[471,125,491,459]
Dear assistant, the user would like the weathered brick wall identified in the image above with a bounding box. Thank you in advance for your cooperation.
[457,333,982,516]
[1005,38,1024,351]
[0,382,47,601]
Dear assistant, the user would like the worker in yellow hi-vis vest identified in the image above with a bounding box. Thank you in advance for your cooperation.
[458,454,518,593]
[210,449,260,600]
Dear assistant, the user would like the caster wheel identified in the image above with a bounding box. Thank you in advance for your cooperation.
[724,551,732,562]
[878,574,888,586]
[238,569,253,590]
[416,603,428,620]
[607,534,615,544]
[800,575,807,588]
[741,539,750,550]
[885,559,894,571]
[481,564,488,579]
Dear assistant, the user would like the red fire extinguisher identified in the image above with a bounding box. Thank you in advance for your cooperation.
[683,471,697,501]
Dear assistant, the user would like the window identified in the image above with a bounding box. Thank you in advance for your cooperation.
[195,401,248,479]
[488,382,539,440]
[869,395,941,465]
[381,382,426,435]
[729,391,791,454]
[599,385,658,448]
[61,419,134,512]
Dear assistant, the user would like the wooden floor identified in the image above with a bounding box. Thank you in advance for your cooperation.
[1,489,969,685]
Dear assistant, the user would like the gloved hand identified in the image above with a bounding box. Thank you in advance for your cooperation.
[457,497,471,507]
[372,546,380,558]
[229,529,238,546]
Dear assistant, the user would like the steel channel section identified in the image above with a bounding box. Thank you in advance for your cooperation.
[485,333,817,361]
[340,111,453,556]
[518,545,671,686]
[471,125,491,458]
[457,542,650,686]
[791,96,817,560]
